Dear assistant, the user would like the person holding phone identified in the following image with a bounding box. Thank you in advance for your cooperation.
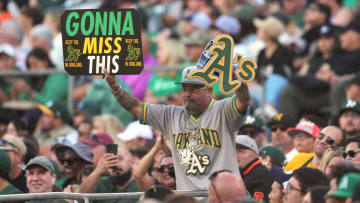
[78,146,140,203]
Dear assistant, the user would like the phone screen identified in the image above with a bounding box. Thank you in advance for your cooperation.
[106,144,118,155]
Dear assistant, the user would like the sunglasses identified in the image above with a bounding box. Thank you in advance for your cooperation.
[317,133,336,146]
[60,158,79,166]
[270,126,288,132]
[343,150,360,158]
[156,164,174,173]
[238,130,260,138]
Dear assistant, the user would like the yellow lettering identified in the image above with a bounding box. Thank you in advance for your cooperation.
[104,37,112,54]
[113,37,122,53]
[83,37,97,54]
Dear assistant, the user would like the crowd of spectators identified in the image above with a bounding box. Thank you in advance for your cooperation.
[0,0,360,202]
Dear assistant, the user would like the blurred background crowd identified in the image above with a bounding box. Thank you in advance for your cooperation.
[0,0,360,202]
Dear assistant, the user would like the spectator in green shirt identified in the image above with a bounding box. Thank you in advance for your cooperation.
[78,148,140,203]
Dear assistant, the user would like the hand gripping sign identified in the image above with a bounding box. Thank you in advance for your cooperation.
[190,34,257,94]
[61,9,143,75]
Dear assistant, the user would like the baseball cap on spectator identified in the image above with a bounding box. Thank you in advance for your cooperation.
[213,15,241,35]
[182,29,212,46]
[344,74,360,87]
[288,121,320,139]
[239,115,266,131]
[75,101,101,119]
[271,12,290,26]
[189,12,212,31]
[259,146,286,167]
[0,43,15,57]
[83,133,114,147]
[229,4,257,23]
[117,120,153,142]
[307,2,331,21]
[175,66,210,86]
[326,173,360,198]
[319,24,336,37]
[268,113,295,128]
[339,99,360,116]
[38,101,72,125]
[54,142,93,163]
[0,149,11,176]
[254,16,285,39]
[344,22,360,33]
[25,156,55,174]
[0,134,27,154]
[235,135,259,154]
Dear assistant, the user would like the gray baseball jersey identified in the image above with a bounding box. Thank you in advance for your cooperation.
[140,96,244,190]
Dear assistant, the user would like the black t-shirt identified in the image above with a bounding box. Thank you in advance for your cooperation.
[331,49,360,75]
[257,45,294,81]
[10,171,28,193]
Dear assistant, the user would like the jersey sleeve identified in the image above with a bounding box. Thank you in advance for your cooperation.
[221,96,245,133]
[140,102,172,135]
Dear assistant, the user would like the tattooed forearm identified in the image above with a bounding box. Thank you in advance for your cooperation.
[235,83,250,114]
[113,87,143,119]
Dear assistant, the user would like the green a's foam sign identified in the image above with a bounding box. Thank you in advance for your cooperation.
[190,34,257,94]
[61,9,143,75]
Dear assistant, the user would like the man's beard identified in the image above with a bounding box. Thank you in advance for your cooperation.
[184,98,197,112]
[109,169,132,187]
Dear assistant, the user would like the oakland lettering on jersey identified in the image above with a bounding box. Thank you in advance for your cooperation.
[172,128,221,150]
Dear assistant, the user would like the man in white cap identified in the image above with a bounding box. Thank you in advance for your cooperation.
[235,135,274,202]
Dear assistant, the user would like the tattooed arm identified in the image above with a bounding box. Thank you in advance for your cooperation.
[235,83,250,114]
[103,68,143,119]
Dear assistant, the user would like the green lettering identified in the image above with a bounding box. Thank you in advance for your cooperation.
[81,11,94,36]
[211,130,221,148]
[121,11,134,35]
[184,132,190,149]
[66,11,79,37]
[95,11,108,36]
[109,11,121,35]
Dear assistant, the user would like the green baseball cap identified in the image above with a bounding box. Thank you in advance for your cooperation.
[339,100,360,116]
[0,149,11,175]
[240,115,265,131]
[259,146,286,167]
[326,173,360,198]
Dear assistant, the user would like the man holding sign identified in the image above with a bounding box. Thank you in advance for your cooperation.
[104,34,253,190]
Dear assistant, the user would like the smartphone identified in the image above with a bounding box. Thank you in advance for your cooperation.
[106,144,118,155]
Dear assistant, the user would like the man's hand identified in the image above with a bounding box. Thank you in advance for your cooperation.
[95,153,119,175]
[103,68,118,91]
[235,82,250,114]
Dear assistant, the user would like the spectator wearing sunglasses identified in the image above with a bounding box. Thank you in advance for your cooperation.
[208,170,247,203]
[235,135,274,202]
[134,134,174,191]
[284,126,345,172]
[338,100,360,139]
[238,115,267,149]
[267,113,298,162]
[344,135,360,163]
[288,121,320,153]
[54,142,93,189]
